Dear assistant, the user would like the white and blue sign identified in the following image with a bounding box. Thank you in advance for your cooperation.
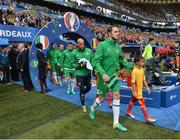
[0,25,39,42]
[120,88,161,108]
[161,85,180,107]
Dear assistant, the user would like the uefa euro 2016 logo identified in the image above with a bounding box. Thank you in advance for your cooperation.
[64,12,80,32]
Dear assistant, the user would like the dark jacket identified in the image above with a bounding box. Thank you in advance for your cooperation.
[16,49,29,70]
[37,49,47,69]
[9,48,19,67]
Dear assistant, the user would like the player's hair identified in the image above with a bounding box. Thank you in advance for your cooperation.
[67,42,73,45]
[149,38,154,42]
[134,56,144,64]
[107,25,118,33]
[51,42,56,46]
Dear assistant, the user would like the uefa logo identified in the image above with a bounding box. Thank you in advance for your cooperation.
[64,12,80,32]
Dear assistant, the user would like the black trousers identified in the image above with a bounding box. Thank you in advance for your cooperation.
[20,68,33,90]
[1,65,10,83]
[10,65,19,81]
[38,67,46,80]
[76,74,91,106]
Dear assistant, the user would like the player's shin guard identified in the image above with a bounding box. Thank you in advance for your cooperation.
[112,99,120,125]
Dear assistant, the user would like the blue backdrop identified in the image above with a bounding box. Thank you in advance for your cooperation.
[29,13,96,90]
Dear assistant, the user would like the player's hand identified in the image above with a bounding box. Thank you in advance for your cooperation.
[65,77,70,81]
[147,87,151,94]
[119,68,124,74]
[80,61,86,68]
[57,63,60,66]
[82,61,87,66]
[133,92,138,98]
[103,74,110,82]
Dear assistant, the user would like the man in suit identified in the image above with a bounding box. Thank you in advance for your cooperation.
[8,44,19,81]
[16,43,33,93]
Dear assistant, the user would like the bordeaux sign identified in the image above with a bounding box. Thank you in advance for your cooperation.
[0,24,39,42]
[0,30,32,38]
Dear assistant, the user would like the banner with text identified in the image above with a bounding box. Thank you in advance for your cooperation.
[0,25,39,42]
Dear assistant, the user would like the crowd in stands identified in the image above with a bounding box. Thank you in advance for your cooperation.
[46,0,180,28]
[109,0,179,21]
[0,2,51,28]
[0,0,177,48]
[85,18,176,47]
[67,0,179,22]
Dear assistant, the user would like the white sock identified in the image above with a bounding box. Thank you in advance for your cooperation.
[71,78,76,90]
[112,99,120,125]
[91,97,101,112]
[53,72,57,81]
[0,72,3,81]
[57,76,61,82]
[66,79,71,90]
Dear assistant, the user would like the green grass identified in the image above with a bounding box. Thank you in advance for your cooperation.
[0,83,77,138]
[0,83,180,139]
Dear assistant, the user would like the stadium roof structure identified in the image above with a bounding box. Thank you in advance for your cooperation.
[126,0,180,4]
